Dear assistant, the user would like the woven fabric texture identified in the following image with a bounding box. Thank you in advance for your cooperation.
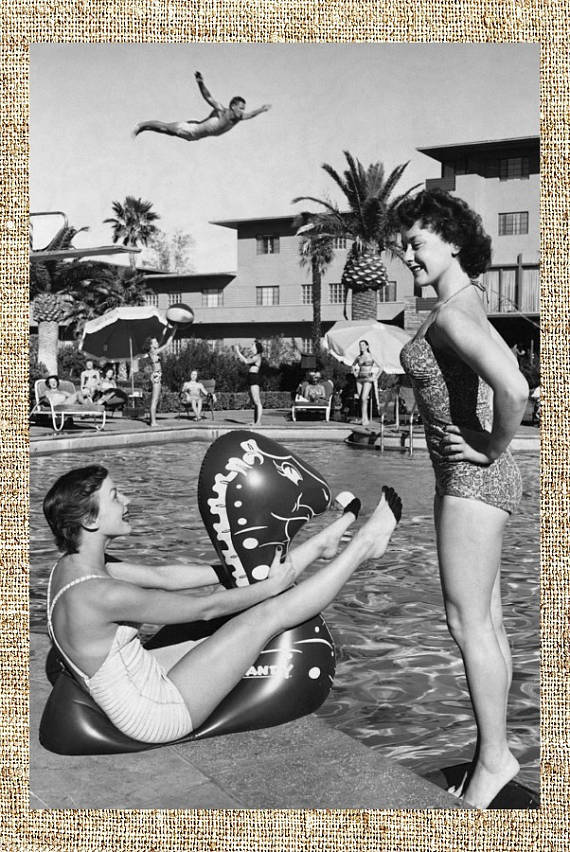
[1,1,567,849]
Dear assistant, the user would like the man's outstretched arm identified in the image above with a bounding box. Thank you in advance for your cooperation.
[242,104,272,120]
[194,71,224,111]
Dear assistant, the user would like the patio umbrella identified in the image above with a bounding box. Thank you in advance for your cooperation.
[79,306,169,394]
[323,320,412,427]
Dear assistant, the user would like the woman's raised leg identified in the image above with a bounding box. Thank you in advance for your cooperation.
[167,487,401,730]
[435,494,519,808]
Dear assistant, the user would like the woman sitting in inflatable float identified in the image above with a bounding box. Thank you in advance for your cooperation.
[40,431,401,755]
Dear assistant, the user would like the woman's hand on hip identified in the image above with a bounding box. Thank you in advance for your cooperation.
[433,423,494,466]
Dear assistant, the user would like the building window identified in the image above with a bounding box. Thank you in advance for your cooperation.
[300,338,314,354]
[145,292,159,308]
[378,282,397,302]
[167,292,179,305]
[301,284,313,305]
[256,286,280,306]
[333,236,347,249]
[498,212,529,236]
[329,283,344,304]
[499,156,529,181]
[256,235,280,255]
[202,289,223,307]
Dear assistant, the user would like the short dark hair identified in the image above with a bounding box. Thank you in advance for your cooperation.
[253,339,263,354]
[396,188,492,278]
[43,465,108,554]
[102,362,115,375]
[229,96,246,109]
[45,375,60,388]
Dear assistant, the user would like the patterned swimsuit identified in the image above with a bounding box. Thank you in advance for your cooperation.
[400,318,522,515]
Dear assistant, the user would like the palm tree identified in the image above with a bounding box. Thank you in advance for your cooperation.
[293,151,419,320]
[295,215,334,356]
[104,196,161,270]
[30,223,98,374]
[30,224,154,374]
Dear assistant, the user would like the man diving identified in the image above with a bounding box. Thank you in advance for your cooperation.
[133,71,271,141]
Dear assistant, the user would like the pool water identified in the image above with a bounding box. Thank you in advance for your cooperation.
[30,442,539,789]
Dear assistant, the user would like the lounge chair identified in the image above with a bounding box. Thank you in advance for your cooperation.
[291,379,334,422]
[30,379,106,433]
[179,379,216,421]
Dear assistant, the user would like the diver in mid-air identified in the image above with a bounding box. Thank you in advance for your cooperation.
[133,71,271,142]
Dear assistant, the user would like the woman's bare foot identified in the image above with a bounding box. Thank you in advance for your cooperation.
[358,486,402,559]
[319,500,361,560]
[462,751,520,809]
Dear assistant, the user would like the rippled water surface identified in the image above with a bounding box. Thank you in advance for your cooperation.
[30,442,539,789]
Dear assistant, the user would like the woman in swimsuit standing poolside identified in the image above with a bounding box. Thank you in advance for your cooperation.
[43,465,401,745]
[143,325,177,427]
[234,340,263,426]
[397,189,529,809]
[352,340,380,426]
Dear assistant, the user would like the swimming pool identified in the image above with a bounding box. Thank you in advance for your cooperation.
[30,441,539,789]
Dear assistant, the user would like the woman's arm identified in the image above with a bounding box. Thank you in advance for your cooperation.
[102,549,294,624]
[156,323,177,353]
[234,345,249,364]
[435,308,528,463]
[106,559,219,590]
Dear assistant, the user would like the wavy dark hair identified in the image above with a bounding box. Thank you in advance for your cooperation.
[253,339,263,355]
[43,465,108,554]
[396,188,492,278]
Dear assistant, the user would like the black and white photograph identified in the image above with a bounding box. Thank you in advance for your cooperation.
[29,43,540,810]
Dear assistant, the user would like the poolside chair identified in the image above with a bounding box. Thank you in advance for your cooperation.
[179,379,216,421]
[30,379,106,433]
[291,379,334,422]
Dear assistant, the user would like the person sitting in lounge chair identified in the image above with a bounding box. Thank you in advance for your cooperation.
[180,370,210,420]
[44,376,87,406]
[93,364,129,411]
[296,371,327,403]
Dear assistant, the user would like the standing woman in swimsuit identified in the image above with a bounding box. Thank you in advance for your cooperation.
[42,464,401,745]
[234,340,263,425]
[352,340,379,426]
[143,325,177,427]
[397,189,529,809]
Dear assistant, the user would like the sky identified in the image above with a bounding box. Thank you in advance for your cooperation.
[30,43,539,273]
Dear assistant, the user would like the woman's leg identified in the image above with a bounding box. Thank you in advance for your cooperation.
[249,384,262,425]
[196,398,203,419]
[191,399,199,419]
[435,494,519,808]
[167,487,401,730]
[149,380,160,426]
[360,383,372,425]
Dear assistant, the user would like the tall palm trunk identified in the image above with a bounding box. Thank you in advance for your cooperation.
[351,289,378,321]
[37,320,59,375]
[311,258,322,355]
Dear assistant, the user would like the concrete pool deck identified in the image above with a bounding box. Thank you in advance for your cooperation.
[30,407,540,456]
[30,632,463,809]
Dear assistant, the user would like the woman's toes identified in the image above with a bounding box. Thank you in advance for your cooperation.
[381,485,402,523]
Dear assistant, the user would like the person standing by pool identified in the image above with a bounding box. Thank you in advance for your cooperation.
[234,340,263,426]
[397,189,528,809]
[352,340,380,426]
[80,359,101,401]
[143,325,177,427]
[42,464,401,745]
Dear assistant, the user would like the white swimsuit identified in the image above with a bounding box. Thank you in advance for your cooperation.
[47,569,193,743]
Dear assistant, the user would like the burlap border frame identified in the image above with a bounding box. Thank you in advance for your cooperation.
[1,2,566,849]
